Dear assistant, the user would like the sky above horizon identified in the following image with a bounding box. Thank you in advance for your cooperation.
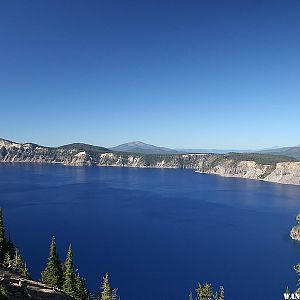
[0,0,299,149]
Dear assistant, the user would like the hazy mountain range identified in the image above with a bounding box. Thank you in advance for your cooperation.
[258,145,300,159]
[110,141,300,159]
[109,141,180,154]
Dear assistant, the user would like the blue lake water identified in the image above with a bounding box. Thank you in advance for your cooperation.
[0,164,300,299]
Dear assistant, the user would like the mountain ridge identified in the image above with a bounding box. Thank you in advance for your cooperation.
[258,144,300,159]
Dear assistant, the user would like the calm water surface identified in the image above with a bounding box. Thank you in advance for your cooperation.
[0,164,300,299]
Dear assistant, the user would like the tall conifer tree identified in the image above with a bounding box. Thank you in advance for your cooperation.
[219,286,224,300]
[100,273,111,300]
[41,236,63,289]
[74,272,89,300]
[62,244,76,297]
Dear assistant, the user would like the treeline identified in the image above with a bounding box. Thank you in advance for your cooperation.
[0,208,119,300]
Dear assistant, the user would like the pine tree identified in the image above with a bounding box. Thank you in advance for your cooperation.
[111,288,119,300]
[74,272,89,300]
[99,273,111,300]
[11,248,22,271]
[201,283,212,300]
[195,282,214,300]
[3,252,12,268]
[213,291,219,300]
[5,235,15,259]
[195,283,202,300]
[41,236,63,289]
[20,262,30,279]
[0,208,6,262]
[10,249,30,278]
[62,244,76,297]
[219,286,224,300]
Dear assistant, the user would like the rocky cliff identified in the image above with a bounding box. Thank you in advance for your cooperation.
[202,158,300,185]
[1,138,300,185]
[0,265,72,300]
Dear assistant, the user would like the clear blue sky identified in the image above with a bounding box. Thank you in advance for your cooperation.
[0,0,299,149]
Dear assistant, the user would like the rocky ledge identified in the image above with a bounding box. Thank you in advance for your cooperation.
[0,265,72,300]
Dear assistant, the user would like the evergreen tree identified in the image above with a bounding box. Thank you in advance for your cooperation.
[9,248,30,278]
[3,252,11,268]
[62,244,76,297]
[111,288,119,300]
[5,235,15,259]
[74,272,89,300]
[213,291,219,300]
[201,283,212,300]
[0,208,6,262]
[189,291,193,300]
[195,283,202,300]
[11,248,23,271]
[219,286,224,300]
[195,282,218,300]
[99,273,111,300]
[20,262,30,279]
[41,236,63,289]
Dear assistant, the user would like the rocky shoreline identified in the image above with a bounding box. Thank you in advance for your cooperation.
[291,213,300,241]
[1,138,300,186]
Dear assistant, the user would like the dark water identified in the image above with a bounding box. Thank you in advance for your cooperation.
[0,164,300,299]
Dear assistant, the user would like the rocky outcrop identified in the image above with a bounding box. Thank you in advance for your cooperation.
[0,265,72,299]
[201,160,271,179]
[1,138,300,185]
[0,140,95,166]
[201,159,300,185]
[290,213,300,241]
[264,162,300,185]
[98,153,212,169]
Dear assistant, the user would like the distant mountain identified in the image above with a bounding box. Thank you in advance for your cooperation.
[110,141,180,154]
[258,145,300,159]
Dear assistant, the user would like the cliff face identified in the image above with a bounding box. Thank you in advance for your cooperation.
[1,138,300,185]
[202,160,300,185]
[98,153,212,169]
[201,160,270,179]
[0,140,95,166]
[264,162,300,185]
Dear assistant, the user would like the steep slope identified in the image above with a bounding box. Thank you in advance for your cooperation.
[259,145,300,159]
[0,265,72,300]
[110,141,180,154]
